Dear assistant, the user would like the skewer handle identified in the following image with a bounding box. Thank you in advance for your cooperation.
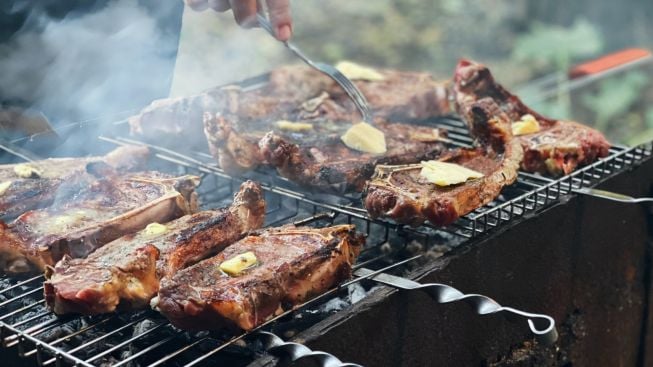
[355,268,559,345]
[258,331,363,367]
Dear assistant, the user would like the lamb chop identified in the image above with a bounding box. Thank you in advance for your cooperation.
[454,59,610,176]
[44,181,265,315]
[0,145,150,219]
[0,170,199,275]
[364,97,523,227]
[154,224,363,331]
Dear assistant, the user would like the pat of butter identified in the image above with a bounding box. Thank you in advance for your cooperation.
[220,251,258,276]
[335,61,385,81]
[54,212,87,227]
[420,160,484,186]
[341,122,387,154]
[144,222,168,236]
[0,181,12,195]
[276,120,314,132]
[512,114,541,136]
[410,129,443,142]
[13,164,42,178]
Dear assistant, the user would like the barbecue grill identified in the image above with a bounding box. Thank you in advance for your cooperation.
[1,59,653,366]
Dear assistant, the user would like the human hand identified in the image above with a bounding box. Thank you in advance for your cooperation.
[185,0,292,41]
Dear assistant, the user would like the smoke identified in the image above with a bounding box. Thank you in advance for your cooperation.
[0,0,183,127]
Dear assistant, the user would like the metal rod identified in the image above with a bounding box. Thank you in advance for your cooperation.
[111,334,178,367]
[353,268,558,345]
[0,116,649,367]
[184,254,424,367]
[40,315,150,366]
[0,274,43,295]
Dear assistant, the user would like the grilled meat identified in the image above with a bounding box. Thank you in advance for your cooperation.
[267,65,452,120]
[258,121,449,192]
[154,224,363,331]
[130,64,450,145]
[200,65,450,190]
[204,65,451,180]
[454,59,610,176]
[0,145,149,219]
[0,171,199,275]
[128,92,226,147]
[364,98,523,226]
[44,181,265,315]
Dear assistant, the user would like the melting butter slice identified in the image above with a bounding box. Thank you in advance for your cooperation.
[410,129,443,142]
[512,114,540,136]
[0,181,12,195]
[341,122,387,154]
[420,160,484,186]
[144,222,168,236]
[13,164,42,178]
[276,120,314,132]
[220,251,258,276]
[53,211,88,228]
[335,61,385,81]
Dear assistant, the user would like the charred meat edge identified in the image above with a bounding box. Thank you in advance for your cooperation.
[0,174,199,275]
[0,145,150,219]
[453,58,610,176]
[364,97,523,227]
[201,67,452,178]
[44,181,265,315]
[154,224,364,331]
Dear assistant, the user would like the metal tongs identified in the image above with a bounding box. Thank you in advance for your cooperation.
[574,187,653,204]
[255,8,373,124]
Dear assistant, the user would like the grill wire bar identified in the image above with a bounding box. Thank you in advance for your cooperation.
[0,114,650,366]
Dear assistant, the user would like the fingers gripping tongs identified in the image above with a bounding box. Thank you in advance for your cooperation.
[255,3,373,124]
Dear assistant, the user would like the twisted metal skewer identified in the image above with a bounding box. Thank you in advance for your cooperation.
[258,331,363,367]
[354,268,558,345]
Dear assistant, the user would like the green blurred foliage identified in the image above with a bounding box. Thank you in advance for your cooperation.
[175,0,653,146]
[581,71,649,130]
[512,19,603,70]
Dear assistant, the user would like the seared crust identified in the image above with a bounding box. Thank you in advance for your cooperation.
[259,121,449,192]
[44,181,265,315]
[154,224,363,331]
[0,172,199,275]
[203,113,265,173]
[454,59,610,176]
[201,65,452,191]
[364,98,523,227]
[0,145,149,219]
[268,65,452,120]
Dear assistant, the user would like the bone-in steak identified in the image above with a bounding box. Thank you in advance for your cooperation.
[257,120,449,192]
[129,64,451,145]
[154,224,363,331]
[44,181,264,315]
[0,171,199,275]
[202,67,450,192]
[0,145,149,219]
[454,59,610,176]
[364,97,523,226]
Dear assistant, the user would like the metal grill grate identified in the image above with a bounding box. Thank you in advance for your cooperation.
[0,114,651,366]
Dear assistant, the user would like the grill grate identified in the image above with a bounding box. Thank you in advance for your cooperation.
[0,115,651,366]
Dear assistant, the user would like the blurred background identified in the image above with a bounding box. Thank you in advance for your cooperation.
[173,0,653,146]
[1,1,651,147]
